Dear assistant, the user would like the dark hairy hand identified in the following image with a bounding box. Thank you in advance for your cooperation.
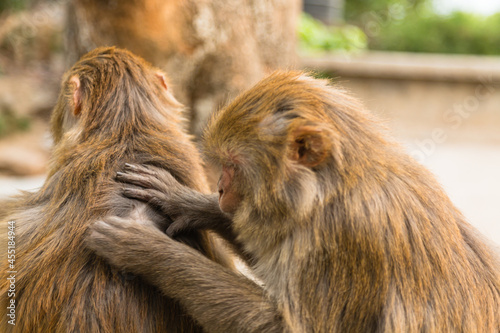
[86,215,171,274]
[116,163,230,239]
[116,163,186,212]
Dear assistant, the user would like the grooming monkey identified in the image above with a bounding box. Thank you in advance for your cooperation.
[88,71,500,332]
[0,47,232,332]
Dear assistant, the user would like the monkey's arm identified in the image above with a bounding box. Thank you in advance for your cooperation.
[86,216,283,333]
[116,164,249,259]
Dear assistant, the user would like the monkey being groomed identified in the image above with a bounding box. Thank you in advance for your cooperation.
[87,71,500,333]
[0,47,233,332]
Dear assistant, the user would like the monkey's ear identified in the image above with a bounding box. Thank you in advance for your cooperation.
[69,76,82,116]
[155,72,168,90]
[289,126,330,168]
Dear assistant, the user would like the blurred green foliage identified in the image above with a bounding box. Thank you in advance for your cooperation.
[299,13,367,53]
[0,108,31,137]
[344,0,500,55]
[345,0,429,23]
[370,11,500,55]
[0,0,33,12]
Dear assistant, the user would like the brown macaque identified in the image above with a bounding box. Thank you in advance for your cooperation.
[0,47,232,332]
[87,71,500,332]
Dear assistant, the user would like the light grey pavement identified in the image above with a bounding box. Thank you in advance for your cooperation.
[1,142,499,247]
[403,142,500,247]
[0,175,46,198]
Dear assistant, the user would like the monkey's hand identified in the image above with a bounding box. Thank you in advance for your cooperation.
[117,163,232,239]
[116,163,190,213]
[86,215,170,274]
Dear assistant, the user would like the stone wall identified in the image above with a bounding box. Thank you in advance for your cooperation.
[302,51,500,144]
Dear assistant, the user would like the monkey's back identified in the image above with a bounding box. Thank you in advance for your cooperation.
[0,145,206,332]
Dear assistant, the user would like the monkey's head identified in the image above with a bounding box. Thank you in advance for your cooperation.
[50,47,183,147]
[204,71,391,223]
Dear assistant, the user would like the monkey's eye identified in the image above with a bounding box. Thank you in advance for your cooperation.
[223,161,237,170]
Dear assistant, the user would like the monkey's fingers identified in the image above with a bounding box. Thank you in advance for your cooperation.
[86,220,117,253]
[87,229,129,270]
[122,187,170,215]
[124,164,179,187]
[123,187,154,201]
[89,217,125,237]
[116,171,153,188]
[124,163,156,175]
[166,215,192,238]
[124,164,176,187]
[118,168,177,194]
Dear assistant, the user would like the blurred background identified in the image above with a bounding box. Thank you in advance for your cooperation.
[0,0,499,245]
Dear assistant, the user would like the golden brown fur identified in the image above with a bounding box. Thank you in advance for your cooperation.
[0,47,227,332]
[206,71,500,331]
[87,71,500,332]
